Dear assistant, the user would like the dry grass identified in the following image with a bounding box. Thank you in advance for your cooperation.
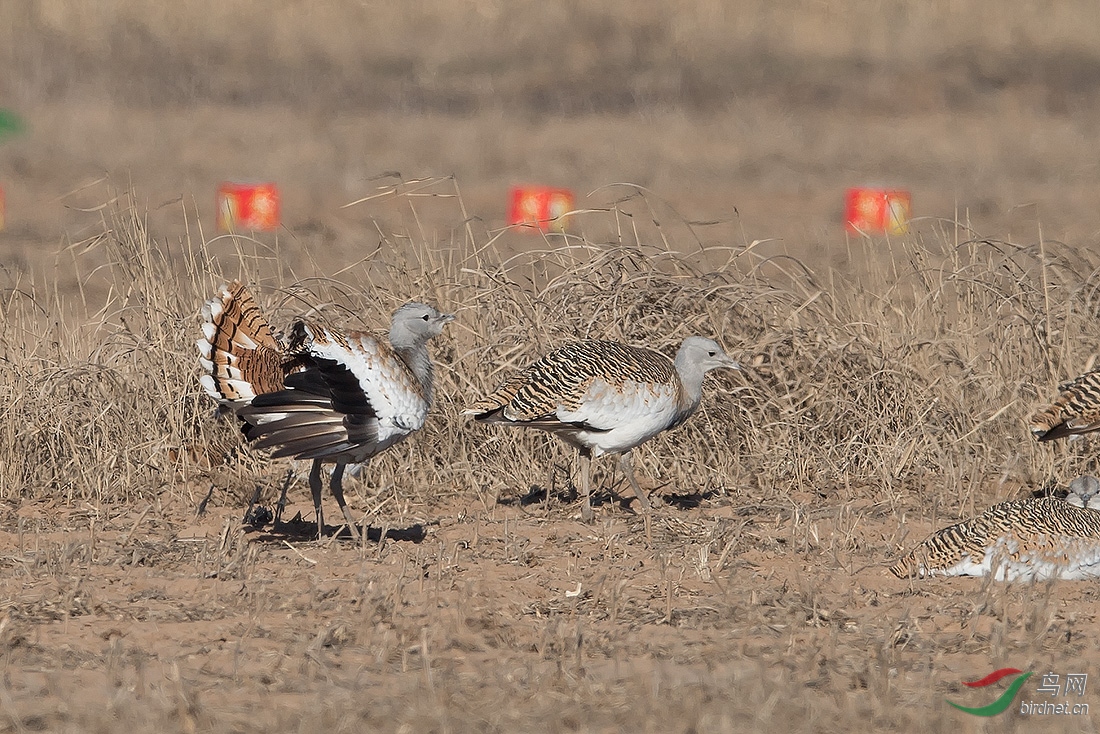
[3,180,1096,511]
[2,186,1100,732]
[3,3,1100,731]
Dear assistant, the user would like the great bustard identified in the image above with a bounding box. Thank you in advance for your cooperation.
[465,337,739,522]
[889,487,1100,581]
[1030,369,1100,441]
[197,280,453,538]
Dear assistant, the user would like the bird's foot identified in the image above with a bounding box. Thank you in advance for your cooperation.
[580,503,595,523]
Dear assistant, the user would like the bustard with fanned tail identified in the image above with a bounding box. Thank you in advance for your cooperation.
[197,280,453,538]
[466,337,738,522]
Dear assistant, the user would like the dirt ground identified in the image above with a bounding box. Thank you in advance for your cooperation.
[6,3,1100,732]
[3,477,1100,734]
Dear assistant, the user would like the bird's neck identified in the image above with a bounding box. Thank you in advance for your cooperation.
[673,353,707,420]
[395,342,434,401]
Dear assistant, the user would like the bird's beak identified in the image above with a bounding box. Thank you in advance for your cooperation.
[440,313,456,324]
[722,355,741,370]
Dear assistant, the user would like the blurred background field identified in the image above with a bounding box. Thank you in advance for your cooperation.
[2,2,1100,733]
[3,0,1100,269]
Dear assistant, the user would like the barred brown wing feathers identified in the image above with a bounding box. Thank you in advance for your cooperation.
[466,376,525,415]
[889,513,995,578]
[889,499,1100,579]
[890,508,995,578]
[499,348,599,420]
[1035,498,1100,535]
[1031,370,1100,440]
[466,375,533,418]
[472,341,676,422]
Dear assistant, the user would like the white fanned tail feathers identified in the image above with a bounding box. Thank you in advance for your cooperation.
[196,280,287,406]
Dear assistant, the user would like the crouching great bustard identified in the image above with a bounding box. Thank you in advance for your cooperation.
[197,280,453,538]
[466,338,739,522]
[889,477,1100,581]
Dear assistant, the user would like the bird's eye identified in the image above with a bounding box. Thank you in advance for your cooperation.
[422,314,430,321]
[708,351,716,357]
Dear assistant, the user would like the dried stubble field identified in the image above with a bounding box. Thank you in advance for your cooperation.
[4,1,1100,732]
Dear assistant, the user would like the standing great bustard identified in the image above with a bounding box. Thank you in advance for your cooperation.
[465,337,739,522]
[1030,369,1100,441]
[197,280,454,538]
[889,485,1100,581]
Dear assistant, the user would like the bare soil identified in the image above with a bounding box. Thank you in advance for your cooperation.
[4,3,1100,732]
[1,476,1098,733]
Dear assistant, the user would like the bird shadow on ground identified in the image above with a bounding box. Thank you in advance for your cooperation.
[242,511,428,543]
[498,484,580,508]
[495,483,710,524]
[496,485,652,520]
[659,489,720,510]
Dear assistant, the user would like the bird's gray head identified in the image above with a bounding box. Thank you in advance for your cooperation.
[389,302,454,348]
[675,336,740,373]
[1068,475,1100,508]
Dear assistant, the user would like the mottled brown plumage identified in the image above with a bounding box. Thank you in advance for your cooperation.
[468,341,681,421]
[889,497,1100,581]
[1030,369,1100,441]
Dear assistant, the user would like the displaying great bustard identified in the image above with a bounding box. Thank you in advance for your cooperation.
[889,479,1100,581]
[466,337,739,522]
[197,280,453,538]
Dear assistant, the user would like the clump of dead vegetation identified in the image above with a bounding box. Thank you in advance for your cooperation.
[0,181,1096,520]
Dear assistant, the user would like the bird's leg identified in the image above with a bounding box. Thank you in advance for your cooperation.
[543,463,552,516]
[618,451,653,543]
[329,461,361,540]
[273,467,294,525]
[619,451,652,511]
[579,448,594,523]
[309,459,325,539]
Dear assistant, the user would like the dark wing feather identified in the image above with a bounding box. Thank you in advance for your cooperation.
[285,358,378,419]
[236,352,381,459]
[473,406,611,435]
